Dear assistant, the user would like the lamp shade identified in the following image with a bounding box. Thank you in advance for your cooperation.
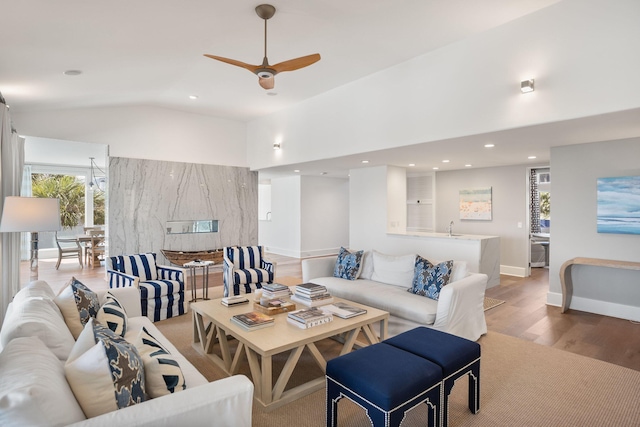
[0,197,61,232]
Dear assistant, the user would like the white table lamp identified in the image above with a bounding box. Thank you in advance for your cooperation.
[0,196,62,280]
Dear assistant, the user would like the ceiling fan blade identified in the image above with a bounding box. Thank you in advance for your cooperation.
[259,76,275,90]
[271,53,321,73]
[203,54,260,73]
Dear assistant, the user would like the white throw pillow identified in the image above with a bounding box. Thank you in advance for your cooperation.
[65,318,146,418]
[0,297,75,360]
[54,277,100,339]
[0,336,86,426]
[450,261,468,282]
[135,326,187,398]
[359,251,374,280]
[370,251,416,288]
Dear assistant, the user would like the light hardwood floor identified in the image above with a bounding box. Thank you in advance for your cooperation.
[25,253,640,372]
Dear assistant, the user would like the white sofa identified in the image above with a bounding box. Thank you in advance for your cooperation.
[0,280,253,427]
[302,252,488,341]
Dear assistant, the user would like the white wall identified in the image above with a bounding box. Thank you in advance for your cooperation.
[246,0,640,171]
[300,176,349,257]
[13,105,247,167]
[261,176,301,257]
[550,138,640,320]
[436,164,533,275]
[260,175,349,258]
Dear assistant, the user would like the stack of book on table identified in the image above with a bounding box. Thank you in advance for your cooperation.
[230,311,275,331]
[321,301,367,318]
[260,283,291,300]
[287,307,333,329]
[291,283,334,307]
[221,296,250,306]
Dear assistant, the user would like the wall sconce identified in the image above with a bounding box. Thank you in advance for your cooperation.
[273,142,281,150]
[521,79,535,93]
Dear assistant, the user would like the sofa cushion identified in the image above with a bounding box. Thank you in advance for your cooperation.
[110,253,159,281]
[0,336,86,426]
[370,251,416,288]
[96,293,128,337]
[359,250,374,280]
[65,318,146,418]
[10,280,56,306]
[0,297,75,360]
[135,326,186,398]
[409,256,453,300]
[333,247,364,280]
[312,276,438,325]
[54,277,100,339]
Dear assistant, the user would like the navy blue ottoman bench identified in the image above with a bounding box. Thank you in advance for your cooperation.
[384,327,481,427]
[326,343,443,427]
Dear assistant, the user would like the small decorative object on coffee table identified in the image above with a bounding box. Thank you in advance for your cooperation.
[184,260,215,302]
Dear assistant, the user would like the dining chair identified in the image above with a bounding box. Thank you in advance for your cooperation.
[55,232,83,269]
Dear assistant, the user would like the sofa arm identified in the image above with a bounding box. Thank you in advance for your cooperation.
[67,375,254,427]
[157,264,186,283]
[431,273,488,341]
[104,286,143,318]
[107,269,139,289]
[302,256,337,282]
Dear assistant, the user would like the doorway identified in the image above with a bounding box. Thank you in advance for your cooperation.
[528,167,550,276]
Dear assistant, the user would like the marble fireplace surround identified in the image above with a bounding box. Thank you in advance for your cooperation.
[109,157,258,266]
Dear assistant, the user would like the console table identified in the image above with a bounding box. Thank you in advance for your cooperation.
[560,257,640,313]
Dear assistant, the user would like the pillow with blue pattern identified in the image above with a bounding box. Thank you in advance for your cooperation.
[135,326,186,398]
[65,318,146,418]
[97,293,128,337]
[54,277,100,339]
[408,256,454,300]
[333,247,364,280]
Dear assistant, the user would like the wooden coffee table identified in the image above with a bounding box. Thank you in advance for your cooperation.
[191,297,389,411]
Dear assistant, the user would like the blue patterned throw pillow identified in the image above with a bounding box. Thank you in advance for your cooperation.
[97,294,128,337]
[408,256,454,300]
[54,277,101,339]
[135,326,186,397]
[65,318,146,418]
[333,247,364,280]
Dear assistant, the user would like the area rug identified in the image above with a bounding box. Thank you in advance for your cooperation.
[483,297,505,311]
[155,313,640,426]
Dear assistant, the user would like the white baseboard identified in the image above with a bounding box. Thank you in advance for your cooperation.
[547,292,640,322]
[500,265,527,277]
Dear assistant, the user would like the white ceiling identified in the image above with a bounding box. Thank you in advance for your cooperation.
[5,0,639,176]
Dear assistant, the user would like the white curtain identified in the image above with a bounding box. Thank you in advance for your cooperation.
[0,95,25,324]
[20,164,32,260]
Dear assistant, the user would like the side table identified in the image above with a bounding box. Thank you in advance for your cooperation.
[184,260,215,302]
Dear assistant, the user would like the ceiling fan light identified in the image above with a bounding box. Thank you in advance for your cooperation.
[257,70,274,79]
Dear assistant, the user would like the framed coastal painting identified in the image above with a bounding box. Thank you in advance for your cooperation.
[459,187,492,220]
[597,175,640,235]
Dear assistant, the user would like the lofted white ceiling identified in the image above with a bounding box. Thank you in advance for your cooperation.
[7,0,640,177]
[2,0,560,121]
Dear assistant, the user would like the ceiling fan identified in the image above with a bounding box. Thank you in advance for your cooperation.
[204,4,321,90]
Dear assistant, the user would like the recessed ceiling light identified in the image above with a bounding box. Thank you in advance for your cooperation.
[433,167,439,170]
[408,163,415,167]
[266,92,278,96]
[294,169,300,173]
[528,155,537,159]
[442,160,450,163]
[465,164,472,167]
[63,70,82,76]
[484,144,495,148]
[361,160,369,164]
[189,95,198,100]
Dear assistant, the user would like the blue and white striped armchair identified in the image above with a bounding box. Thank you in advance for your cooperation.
[223,246,276,297]
[107,252,186,322]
